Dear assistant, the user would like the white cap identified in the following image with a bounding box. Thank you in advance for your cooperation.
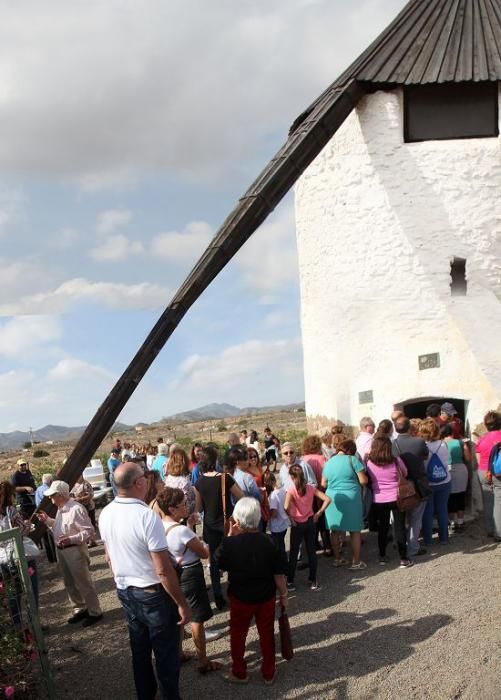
[44,480,70,497]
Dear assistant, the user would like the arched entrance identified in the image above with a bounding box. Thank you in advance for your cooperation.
[394,396,469,432]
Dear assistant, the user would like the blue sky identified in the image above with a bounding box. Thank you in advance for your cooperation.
[0,0,407,431]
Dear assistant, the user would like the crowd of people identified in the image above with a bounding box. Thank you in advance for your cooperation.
[1,407,501,698]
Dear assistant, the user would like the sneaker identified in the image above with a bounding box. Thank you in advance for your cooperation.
[67,610,88,624]
[310,580,321,591]
[416,547,428,556]
[399,559,415,569]
[378,557,387,566]
[223,673,249,685]
[204,628,222,642]
[287,582,296,592]
[82,614,103,627]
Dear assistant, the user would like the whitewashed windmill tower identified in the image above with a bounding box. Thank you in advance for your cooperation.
[294,0,501,431]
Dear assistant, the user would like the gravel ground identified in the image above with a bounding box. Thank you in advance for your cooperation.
[38,520,500,700]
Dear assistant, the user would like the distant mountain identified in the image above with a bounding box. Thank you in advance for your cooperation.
[0,422,131,452]
[165,401,305,423]
[166,403,241,422]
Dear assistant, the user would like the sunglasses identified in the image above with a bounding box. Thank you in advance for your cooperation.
[283,451,295,455]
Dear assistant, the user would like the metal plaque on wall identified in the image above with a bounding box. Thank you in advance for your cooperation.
[418,353,440,370]
[358,390,374,404]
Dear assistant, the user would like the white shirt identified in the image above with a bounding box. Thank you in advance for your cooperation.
[99,497,168,589]
[279,459,317,491]
[164,521,198,566]
[355,431,373,459]
[268,488,290,533]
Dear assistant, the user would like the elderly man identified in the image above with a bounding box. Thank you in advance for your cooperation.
[38,480,102,626]
[99,462,190,700]
[355,417,375,459]
[279,442,317,491]
[394,416,430,557]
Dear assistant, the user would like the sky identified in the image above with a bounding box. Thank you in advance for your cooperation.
[0,0,408,431]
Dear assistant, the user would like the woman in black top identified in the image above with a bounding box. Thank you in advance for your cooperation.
[194,446,243,609]
[215,497,288,685]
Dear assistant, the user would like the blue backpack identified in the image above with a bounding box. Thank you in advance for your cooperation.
[488,443,501,477]
[427,443,448,483]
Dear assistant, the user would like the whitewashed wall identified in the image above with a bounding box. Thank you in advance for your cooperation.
[295,88,501,430]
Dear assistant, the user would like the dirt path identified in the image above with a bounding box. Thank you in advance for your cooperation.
[38,520,500,700]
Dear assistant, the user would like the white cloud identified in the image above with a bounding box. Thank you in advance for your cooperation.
[0,316,61,357]
[150,221,213,263]
[0,258,54,305]
[90,233,144,261]
[0,370,35,409]
[171,337,304,397]
[0,1,407,184]
[49,357,114,382]
[235,201,299,302]
[0,277,171,314]
[96,208,132,235]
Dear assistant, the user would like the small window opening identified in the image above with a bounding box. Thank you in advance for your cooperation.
[450,257,467,296]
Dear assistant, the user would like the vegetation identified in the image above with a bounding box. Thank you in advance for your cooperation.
[32,450,49,459]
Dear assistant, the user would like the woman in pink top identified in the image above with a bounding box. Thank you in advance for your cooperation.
[302,435,331,556]
[366,436,413,568]
[475,410,501,539]
[284,465,330,591]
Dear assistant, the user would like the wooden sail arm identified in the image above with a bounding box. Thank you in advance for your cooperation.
[32,78,365,531]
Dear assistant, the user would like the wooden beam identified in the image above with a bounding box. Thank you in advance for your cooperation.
[32,79,365,535]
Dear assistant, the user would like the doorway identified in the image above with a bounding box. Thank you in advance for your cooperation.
[395,396,469,433]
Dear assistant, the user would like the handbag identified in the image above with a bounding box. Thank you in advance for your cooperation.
[395,459,420,512]
[220,471,231,536]
[278,607,294,660]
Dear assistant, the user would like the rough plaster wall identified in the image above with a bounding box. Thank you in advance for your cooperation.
[295,88,501,429]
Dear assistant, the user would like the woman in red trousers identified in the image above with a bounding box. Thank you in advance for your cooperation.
[214,497,288,685]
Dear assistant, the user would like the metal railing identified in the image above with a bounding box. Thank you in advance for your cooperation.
[0,527,56,699]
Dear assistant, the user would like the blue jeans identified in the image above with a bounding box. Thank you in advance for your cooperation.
[422,481,451,545]
[117,585,180,700]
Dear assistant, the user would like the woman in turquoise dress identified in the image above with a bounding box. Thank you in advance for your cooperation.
[321,439,368,570]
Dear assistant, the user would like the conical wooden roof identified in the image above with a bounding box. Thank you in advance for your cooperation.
[346,0,501,85]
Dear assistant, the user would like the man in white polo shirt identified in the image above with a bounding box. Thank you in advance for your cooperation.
[99,462,190,700]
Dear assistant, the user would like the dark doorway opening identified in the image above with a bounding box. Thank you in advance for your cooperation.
[395,396,468,428]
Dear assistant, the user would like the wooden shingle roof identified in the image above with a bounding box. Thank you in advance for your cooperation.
[345,0,501,85]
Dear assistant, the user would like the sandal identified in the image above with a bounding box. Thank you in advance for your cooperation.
[332,558,347,567]
[198,660,223,674]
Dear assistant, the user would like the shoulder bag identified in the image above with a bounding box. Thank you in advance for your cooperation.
[395,458,420,512]
[220,470,231,536]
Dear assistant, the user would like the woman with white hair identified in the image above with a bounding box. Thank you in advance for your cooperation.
[214,497,288,685]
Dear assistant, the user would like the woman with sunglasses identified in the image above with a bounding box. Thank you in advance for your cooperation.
[156,486,222,675]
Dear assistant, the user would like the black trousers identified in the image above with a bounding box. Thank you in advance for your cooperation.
[288,517,317,583]
[371,502,407,559]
